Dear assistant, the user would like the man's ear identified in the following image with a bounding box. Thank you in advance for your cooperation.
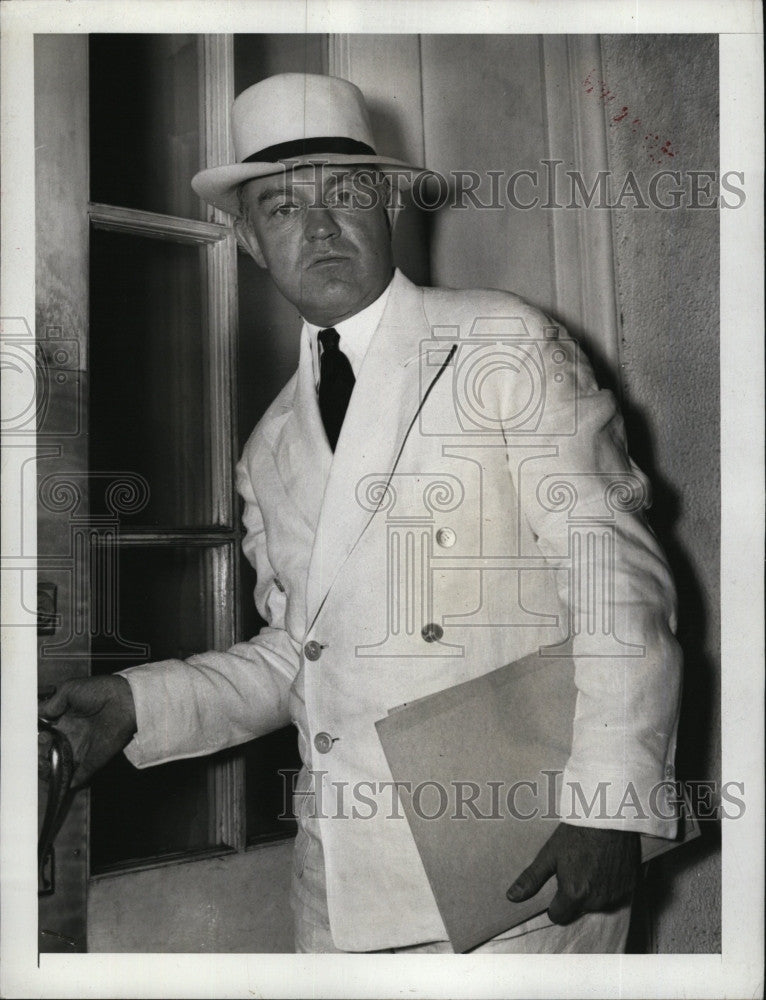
[233,218,267,269]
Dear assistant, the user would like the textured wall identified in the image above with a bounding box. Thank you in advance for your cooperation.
[421,34,556,306]
[600,34,721,953]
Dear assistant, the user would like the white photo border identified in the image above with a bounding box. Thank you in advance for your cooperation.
[1,1,763,997]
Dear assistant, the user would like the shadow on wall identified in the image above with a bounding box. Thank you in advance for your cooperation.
[620,401,719,785]
[620,398,721,953]
[364,99,432,288]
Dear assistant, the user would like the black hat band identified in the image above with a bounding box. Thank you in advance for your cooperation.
[243,136,377,164]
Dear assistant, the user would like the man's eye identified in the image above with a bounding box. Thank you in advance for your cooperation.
[325,186,355,208]
[272,202,300,217]
[332,188,355,206]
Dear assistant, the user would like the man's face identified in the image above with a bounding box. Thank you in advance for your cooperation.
[238,167,394,327]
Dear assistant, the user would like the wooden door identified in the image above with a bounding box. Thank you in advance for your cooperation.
[35,33,90,953]
[35,31,318,955]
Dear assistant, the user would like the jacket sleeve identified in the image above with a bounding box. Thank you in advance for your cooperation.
[505,316,683,838]
[118,454,300,769]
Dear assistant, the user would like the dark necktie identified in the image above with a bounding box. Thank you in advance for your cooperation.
[318,327,356,451]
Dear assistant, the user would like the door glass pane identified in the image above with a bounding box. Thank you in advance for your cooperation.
[89,227,214,527]
[90,34,204,220]
[90,544,222,872]
[90,544,219,670]
[245,727,301,844]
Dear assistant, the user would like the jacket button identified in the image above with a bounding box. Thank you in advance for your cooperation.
[421,622,443,643]
[314,732,334,754]
[304,640,322,661]
[435,527,456,548]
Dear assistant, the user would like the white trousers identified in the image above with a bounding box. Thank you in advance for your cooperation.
[290,793,632,954]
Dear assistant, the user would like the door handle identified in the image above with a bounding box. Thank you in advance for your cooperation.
[38,717,74,896]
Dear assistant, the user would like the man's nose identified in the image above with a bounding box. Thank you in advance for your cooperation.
[305,206,341,241]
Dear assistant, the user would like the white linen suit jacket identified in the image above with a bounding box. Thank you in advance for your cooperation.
[122,269,683,951]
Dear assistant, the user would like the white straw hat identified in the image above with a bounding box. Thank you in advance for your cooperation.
[192,73,423,216]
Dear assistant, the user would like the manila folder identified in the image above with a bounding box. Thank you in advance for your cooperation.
[375,652,690,953]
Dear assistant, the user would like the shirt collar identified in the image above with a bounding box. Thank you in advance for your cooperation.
[302,272,395,384]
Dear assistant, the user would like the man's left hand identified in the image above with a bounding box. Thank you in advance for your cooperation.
[506,823,640,924]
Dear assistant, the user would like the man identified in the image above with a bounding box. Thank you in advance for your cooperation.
[40,73,682,954]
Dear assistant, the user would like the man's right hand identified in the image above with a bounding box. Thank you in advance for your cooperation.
[38,675,138,789]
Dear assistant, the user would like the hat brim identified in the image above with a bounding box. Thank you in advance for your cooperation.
[192,154,424,217]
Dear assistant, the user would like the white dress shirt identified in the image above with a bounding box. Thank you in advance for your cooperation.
[302,274,394,386]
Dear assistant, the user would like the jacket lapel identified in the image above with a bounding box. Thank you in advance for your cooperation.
[305,271,440,628]
[272,327,333,531]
